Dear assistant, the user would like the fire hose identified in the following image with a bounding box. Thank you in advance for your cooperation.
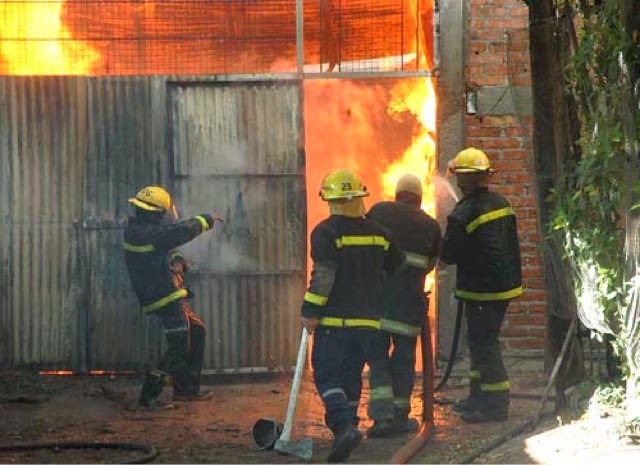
[0,441,158,464]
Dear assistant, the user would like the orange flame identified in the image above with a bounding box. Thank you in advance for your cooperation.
[0,1,98,75]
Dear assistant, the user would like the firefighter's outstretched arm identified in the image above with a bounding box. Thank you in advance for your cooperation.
[152,213,221,251]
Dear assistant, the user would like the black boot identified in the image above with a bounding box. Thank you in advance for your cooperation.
[392,416,420,433]
[366,419,396,438]
[460,394,509,423]
[327,425,363,463]
[452,376,481,413]
[138,369,168,407]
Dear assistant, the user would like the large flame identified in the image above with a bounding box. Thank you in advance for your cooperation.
[0,1,98,75]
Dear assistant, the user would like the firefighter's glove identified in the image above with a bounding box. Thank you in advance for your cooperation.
[186,288,196,299]
[301,317,319,334]
[200,213,225,230]
[446,160,456,177]
[169,252,188,273]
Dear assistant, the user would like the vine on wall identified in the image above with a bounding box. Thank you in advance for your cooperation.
[551,0,640,368]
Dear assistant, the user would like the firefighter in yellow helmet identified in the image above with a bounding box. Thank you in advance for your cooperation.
[441,148,523,422]
[365,174,442,437]
[301,169,404,462]
[123,186,223,410]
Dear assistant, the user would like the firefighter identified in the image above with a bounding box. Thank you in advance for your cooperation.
[440,148,523,423]
[301,169,404,463]
[123,186,223,410]
[365,174,442,437]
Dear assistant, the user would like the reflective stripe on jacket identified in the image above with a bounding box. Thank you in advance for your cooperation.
[301,215,404,321]
[123,214,211,313]
[441,188,522,301]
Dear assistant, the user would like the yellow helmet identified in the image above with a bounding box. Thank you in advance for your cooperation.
[128,186,172,212]
[449,147,492,173]
[319,169,369,201]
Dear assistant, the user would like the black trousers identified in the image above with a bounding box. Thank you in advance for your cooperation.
[139,301,206,405]
[312,327,377,435]
[464,300,510,410]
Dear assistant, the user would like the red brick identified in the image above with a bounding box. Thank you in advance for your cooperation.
[467,64,485,76]
[501,327,531,338]
[525,231,542,242]
[489,42,508,53]
[522,268,543,279]
[528,327,547,338]
[470,42,487,53]
[511,197,536,208]
[477,138,522,149]
[477,115,520,126]
[489,0,524,5]
[473,75,507,86]
[507,29,530,41]
[485,7,509,18]
[509,76,532,86]
[482,65,509,75]
[504,127,530,137]
[502,172,534,183]
[505,338,545,349]
[472,30,506,41]
[527,304,548,314]
[525,277,546,289]
[470,19,486,30]
[492,160,527,171]
[511,5,530,17]
[522,290,546,301]
[471,53,505,64]
[487,19,524,29]
[467,127,503,137]
[524,256,543,267]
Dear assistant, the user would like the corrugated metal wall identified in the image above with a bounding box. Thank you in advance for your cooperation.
[169,82,306,371]
[0,78,86,368]
[0,77,304,371]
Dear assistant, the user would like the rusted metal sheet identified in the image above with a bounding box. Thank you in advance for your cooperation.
[0,76,305,371]
[169,81,306,371]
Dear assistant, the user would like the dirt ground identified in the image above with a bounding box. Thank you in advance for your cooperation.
[0,370,638,464]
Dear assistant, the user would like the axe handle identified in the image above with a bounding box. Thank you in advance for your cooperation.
[279,327,309,441]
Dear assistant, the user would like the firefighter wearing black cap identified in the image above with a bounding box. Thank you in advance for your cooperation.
[365,174,442,437]
[301,169,404,463]
[441,148,523,423]
[124,186,223,410]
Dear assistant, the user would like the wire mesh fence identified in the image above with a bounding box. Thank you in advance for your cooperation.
[0,0,435,76]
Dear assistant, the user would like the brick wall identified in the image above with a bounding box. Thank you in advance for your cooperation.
[466,0,547,353]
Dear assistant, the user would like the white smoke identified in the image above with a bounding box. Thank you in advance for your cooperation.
[171,139,260,273]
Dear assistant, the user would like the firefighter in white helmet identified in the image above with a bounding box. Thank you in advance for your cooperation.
[365,174,442,437]
[441,148,523,423]
[123,186,223,410]
[301,169,404,462]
